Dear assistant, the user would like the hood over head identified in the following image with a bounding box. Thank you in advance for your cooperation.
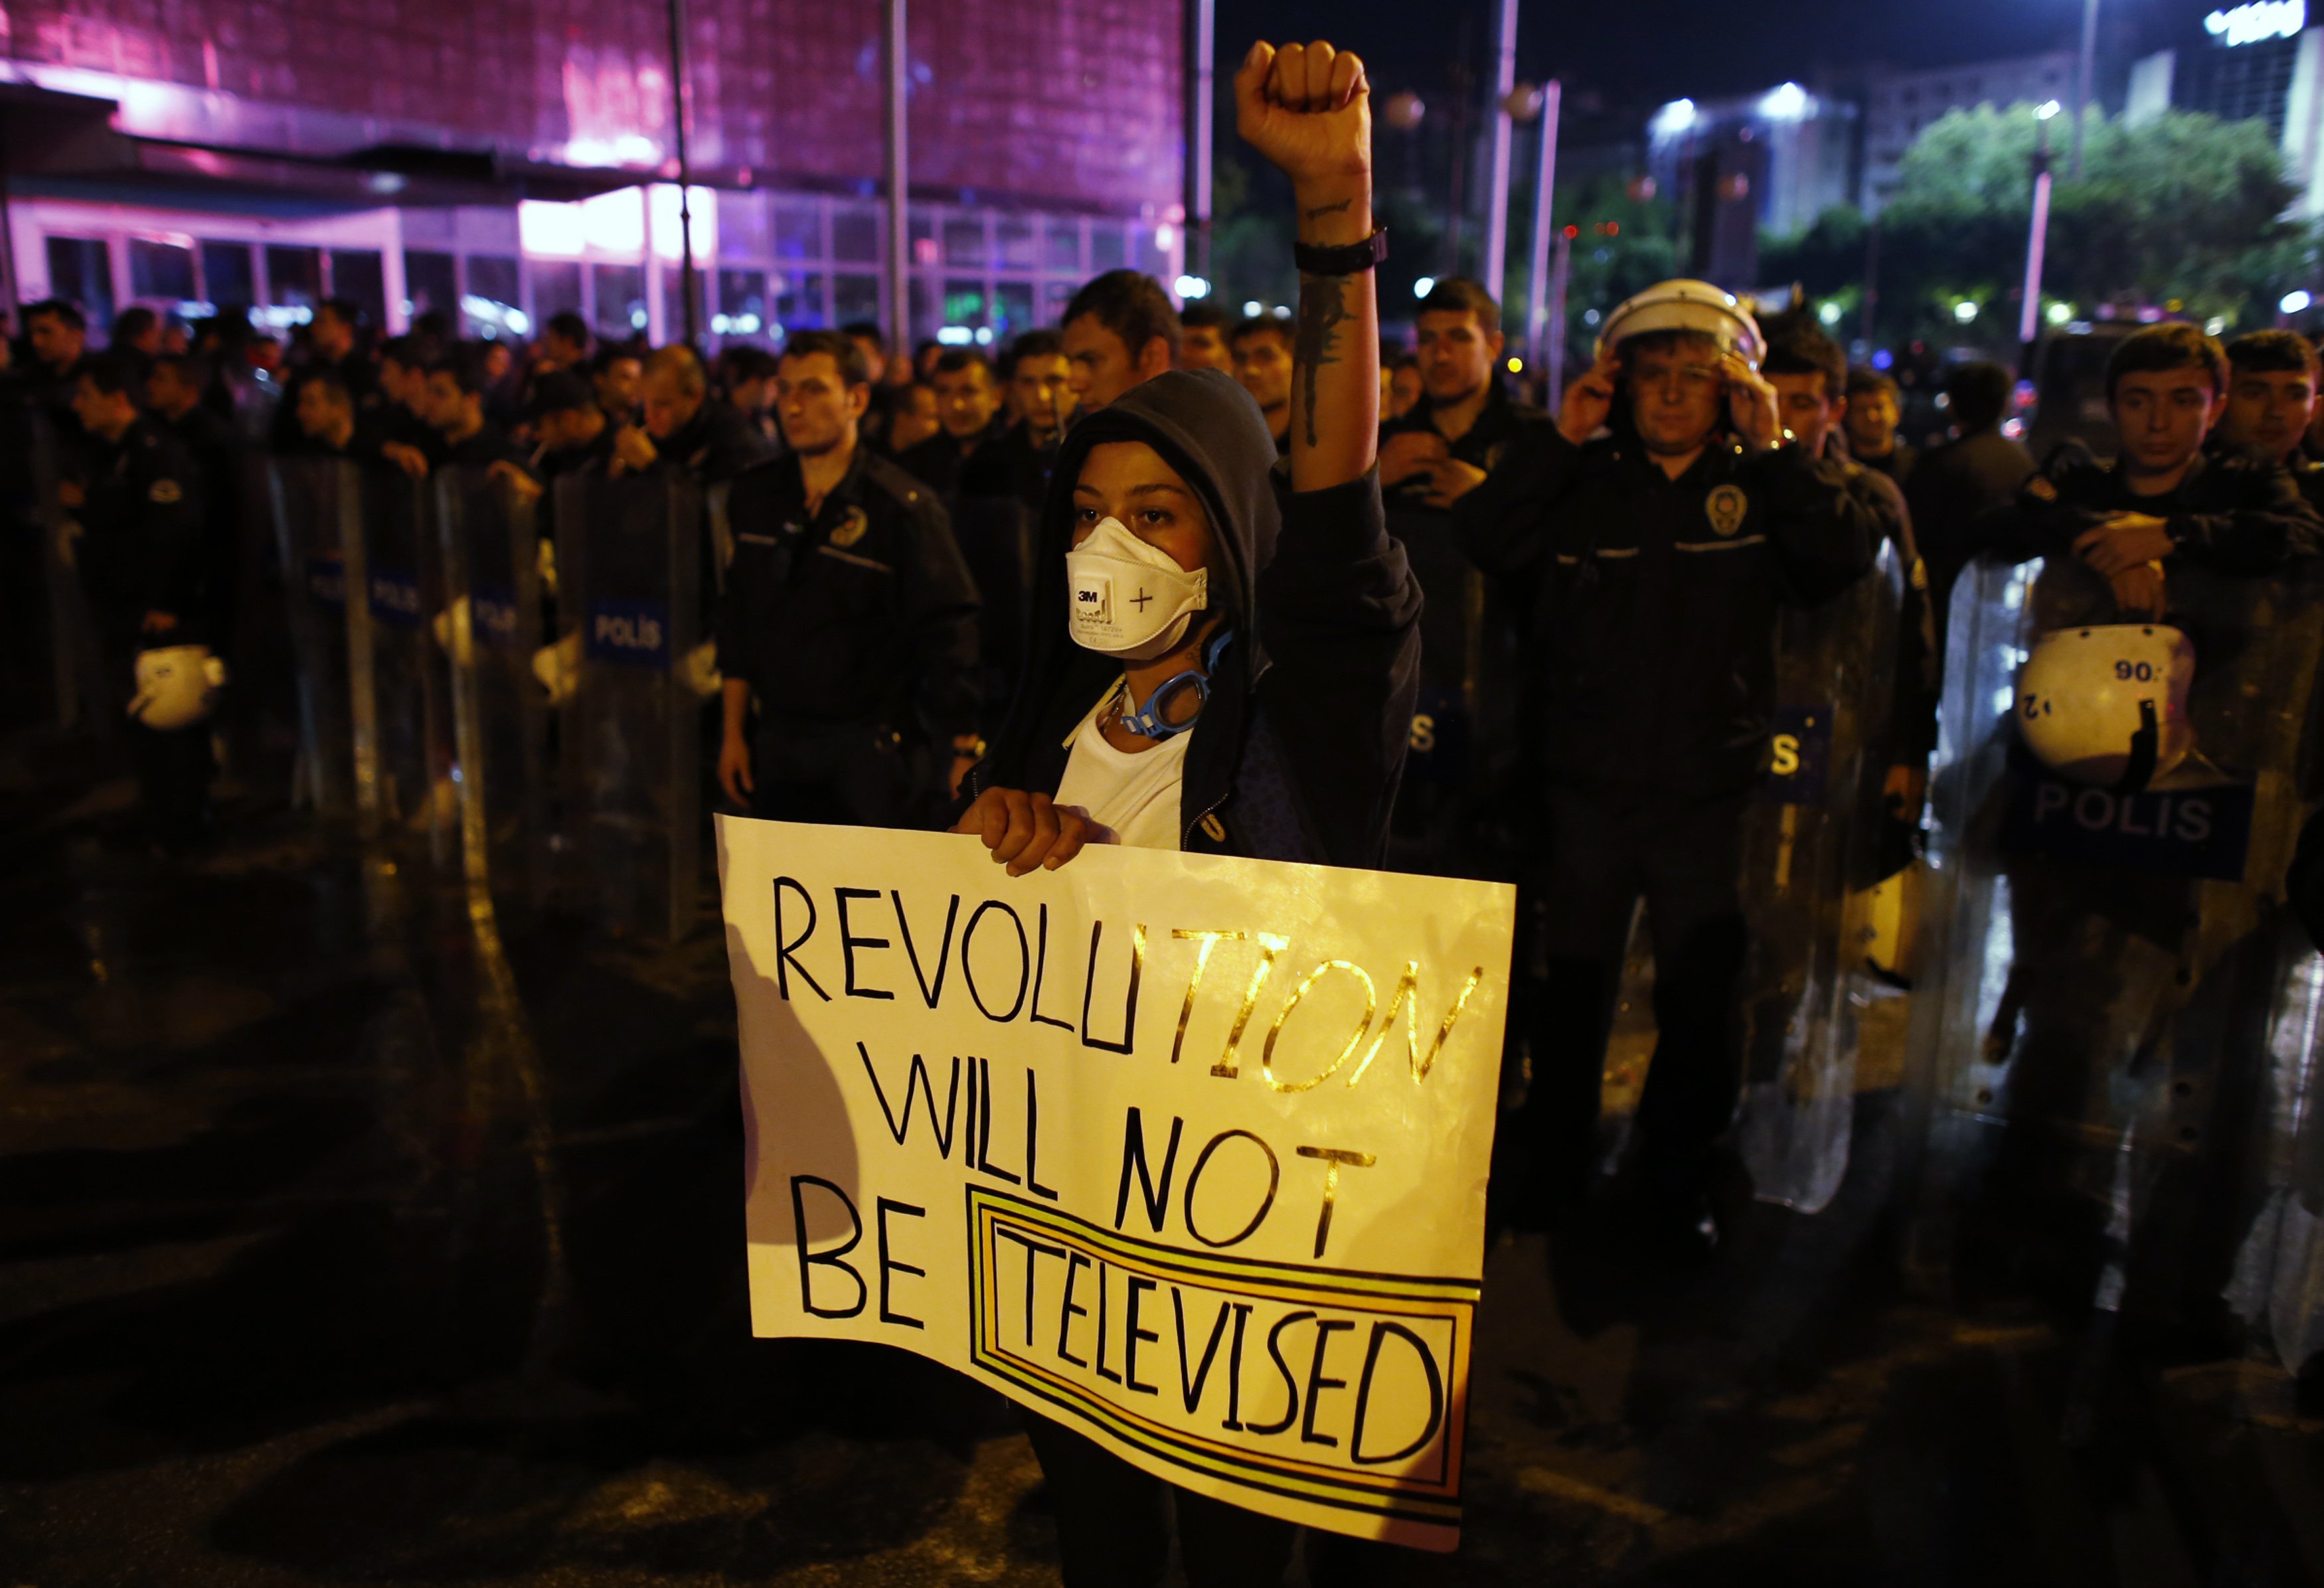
[996,368,1283,754]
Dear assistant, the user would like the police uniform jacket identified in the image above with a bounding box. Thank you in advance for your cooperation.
[1826,436,1942,762]
[715,443,980,745]
[74,416,204,643]
[1972,441,2319,576]
[648,397,774,485]
[1453,418,1880,799]
[898,416,1011,513]
[159,402,246,636]
[439,421,529,475]
[1379,380,1550,730]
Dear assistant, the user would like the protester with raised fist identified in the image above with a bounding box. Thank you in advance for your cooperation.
[949,39,1419,1581]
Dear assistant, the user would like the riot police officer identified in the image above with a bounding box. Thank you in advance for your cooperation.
[1376,277,1548,879]
[1454,281,1881,1251]
[611,346,771,486]
[64,353,212,848]
[1974,323,2317,609]
[1760,314,1940,803]
[714,329,981,828]
[2212,330,2323,512]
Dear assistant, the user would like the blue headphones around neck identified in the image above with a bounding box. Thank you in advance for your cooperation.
[1117,629,1232,740]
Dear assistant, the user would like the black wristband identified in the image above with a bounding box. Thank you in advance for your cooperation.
[1293,228,1388,277]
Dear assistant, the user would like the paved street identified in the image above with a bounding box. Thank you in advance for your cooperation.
[4,736,2319,1586]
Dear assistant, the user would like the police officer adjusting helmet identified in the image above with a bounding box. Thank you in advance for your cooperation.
[1595,279,1766,368]
[2017,624,2197,791]
[128,645,226,732]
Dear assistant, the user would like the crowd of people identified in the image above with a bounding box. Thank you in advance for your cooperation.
[15,37,2324,1585]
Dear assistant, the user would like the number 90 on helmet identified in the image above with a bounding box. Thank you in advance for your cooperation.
[1594,279,1766,368]
[2015,623,2197,791]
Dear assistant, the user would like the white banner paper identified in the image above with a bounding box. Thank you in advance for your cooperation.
[719,816,1515,1550]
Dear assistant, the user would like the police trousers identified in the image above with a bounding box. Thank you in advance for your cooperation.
[1511,785,1748,1210]
[1023,1415,1402,1588]
[749,716,918,829]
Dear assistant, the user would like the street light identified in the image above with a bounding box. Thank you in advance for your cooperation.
[1955,299,1980,324]
[2019,102,2060,371]
[2070,0,2100,178]
[2285,289,2314,314]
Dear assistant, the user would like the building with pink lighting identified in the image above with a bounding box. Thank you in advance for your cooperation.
[0,0,1187,347]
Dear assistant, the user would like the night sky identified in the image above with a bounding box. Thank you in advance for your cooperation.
[1218,0,2175,118]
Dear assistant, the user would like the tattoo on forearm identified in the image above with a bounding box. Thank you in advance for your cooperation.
[1302,198,1353,220]
[1293,272,1353,449]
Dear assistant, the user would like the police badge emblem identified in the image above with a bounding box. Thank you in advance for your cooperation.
[1705,483,1748,537]
[829,505,871,548]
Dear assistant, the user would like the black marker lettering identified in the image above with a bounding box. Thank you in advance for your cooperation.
[1244,1310,1315,1436]
[874,1198,926,1329]
[892,889,961,1008]
[772,877,831,1001]
[1029,904,1074,1030]
[836,887,896,999]
[789,1176,863,1318]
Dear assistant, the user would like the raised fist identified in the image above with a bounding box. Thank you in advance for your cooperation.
[1234,41,1371,191]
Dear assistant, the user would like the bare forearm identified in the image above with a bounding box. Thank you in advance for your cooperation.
[1289,177,1378,493]
[722,676,750,742]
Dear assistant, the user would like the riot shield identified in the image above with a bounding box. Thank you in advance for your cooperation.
[553,471,704,941]
[353,465,457,862]
[220,441,301,798]
[268,455,359,815]
[1383,498,1521,882]
[1733,544,1906,1213]
[1906,550,2324,1372]
[29,412,115,735]
[436,467,550,906]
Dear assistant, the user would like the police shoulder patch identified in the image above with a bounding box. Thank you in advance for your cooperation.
[1705,482,1748,537]
[828,505,871,548]
[149,478,184,505]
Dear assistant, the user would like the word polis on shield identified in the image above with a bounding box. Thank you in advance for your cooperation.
[719,817,1516,1549]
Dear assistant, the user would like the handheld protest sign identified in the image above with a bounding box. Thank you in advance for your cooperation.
[720,818,1515,1550]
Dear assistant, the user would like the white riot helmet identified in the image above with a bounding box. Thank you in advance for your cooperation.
[1595,279,1766,368]
[2016,623,2197,790]
[128,645,226,732]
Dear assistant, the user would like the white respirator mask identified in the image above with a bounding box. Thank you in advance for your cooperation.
[1065,516,1208,662]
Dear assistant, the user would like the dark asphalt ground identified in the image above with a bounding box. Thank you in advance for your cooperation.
[3,728,2322,1586]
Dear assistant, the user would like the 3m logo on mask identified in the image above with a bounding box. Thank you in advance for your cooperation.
[1064,516,1206,663]
[585,598,672,668]
[1074,575,1112,625]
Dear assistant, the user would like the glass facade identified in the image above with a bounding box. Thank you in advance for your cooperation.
[703,190,1167,352]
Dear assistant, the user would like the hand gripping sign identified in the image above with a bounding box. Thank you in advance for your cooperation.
[720,817,1515,1550]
